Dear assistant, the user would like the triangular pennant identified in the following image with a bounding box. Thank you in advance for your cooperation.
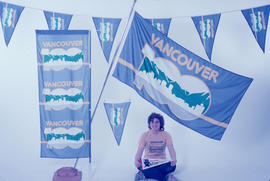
[145,18,171,36]
[191,13,221,60]
[0,2,24,46]
[104,102,130,145]
[241,5,270,53]
[92,17,121,62]
[43,11,73,30]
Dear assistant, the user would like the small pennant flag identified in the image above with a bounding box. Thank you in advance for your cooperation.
[192,13,221,61]
[92,17,121,62]
[241,5,270,53]
[145,18,171,36]
[43,11,73,30]
[0,2,24,46]
[104,102,131,145]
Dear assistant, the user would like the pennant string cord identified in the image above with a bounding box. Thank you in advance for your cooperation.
[1,0,269,18]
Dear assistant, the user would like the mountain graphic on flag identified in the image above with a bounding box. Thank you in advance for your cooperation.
[92,17,121,62]
[241,5,270,52]
[134,45,210,120]
[0,2,24,46]
[44,127,86,149]
[104,102,130,145]
[43,11,73,30]
[42,88,84,111]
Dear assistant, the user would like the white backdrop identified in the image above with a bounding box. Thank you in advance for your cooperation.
[0,0,270,180]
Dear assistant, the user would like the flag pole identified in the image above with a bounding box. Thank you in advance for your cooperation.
[86,0,138,164]
[90,0,138,124]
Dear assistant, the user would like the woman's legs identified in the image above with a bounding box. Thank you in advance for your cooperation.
[141,162,176,181]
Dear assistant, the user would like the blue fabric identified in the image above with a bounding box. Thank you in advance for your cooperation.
[104,102,131,145]
[36,30,91,158]
[113,12,253,140]
[145,18,171,36]
[241,5,270,53]
[43,11,73,30]
[192,13,221,60]
[0,2,24,46]
[92,17,121,62]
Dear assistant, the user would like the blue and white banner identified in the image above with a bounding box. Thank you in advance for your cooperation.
[43,11,73,30]
[0,1,24,46]
[113,12,253,140]
[145,18,171,36]
[104,102,131,145]
[192,13,221,60]
[36,30,91,158]
[241,5,270,53]
[92,17,121,62]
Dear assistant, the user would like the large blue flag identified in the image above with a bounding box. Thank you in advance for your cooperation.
[36,30,91,158]
[145,18,171,36]
[43,11,73,30]
[113,12,253,140]
[192,13,221,60]
[0,1,24,46]
[92,17,121,62]
[104,101,131,145]
[241,5,270,53]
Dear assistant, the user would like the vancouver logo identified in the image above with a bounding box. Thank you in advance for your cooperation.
[41,48,84,71]
[42,88,85,111]
[44,127,86,149]
[110,107,124,128]
[100,22,113,42]
[199,19,214,39]
[134,44,211,120]
[250,11,265,32]
[2,7,16,28]
[153,23,164,34]
[51,17,64,30]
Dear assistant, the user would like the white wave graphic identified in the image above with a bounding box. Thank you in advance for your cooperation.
[41,48,83,71]
[42,88,84,111]
[44,127,85,149]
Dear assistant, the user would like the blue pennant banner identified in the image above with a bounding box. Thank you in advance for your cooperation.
[0,2,24,46]
[192,13,221,60]
[36,30,91,158]
[43,11,73,30]
[241,5,270,53]
[145,18,171,36]
[92,17,121,62]
[104,102,131,146]
[113,12,253,140]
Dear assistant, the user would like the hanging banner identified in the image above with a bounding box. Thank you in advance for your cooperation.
[0,1,24,46]
[191,13,221,61]
[113,12,253,140]
[43,11,73,30]
[36,30,91,158]
[104,102,131,145]
[241,5,270,53]
[145,18,171,36]
[92,17,121,62]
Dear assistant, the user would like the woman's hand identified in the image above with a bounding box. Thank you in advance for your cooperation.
[170,160,177,166]
[135,159,141,168]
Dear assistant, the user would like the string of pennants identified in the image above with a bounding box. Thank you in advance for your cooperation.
[1,1,270,62]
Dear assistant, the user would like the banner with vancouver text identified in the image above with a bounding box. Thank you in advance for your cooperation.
[113,12,253,140]
[36,30,91,158]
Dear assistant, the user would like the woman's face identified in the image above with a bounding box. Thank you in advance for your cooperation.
[150,118,160,131]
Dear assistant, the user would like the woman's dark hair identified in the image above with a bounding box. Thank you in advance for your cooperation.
[148,112,164,131]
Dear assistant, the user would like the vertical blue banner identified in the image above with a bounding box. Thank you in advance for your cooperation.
[241,5,270,53]
[145,18,171,36]
[0,2,24,46]
[43,11,73,30]
[104,102,131,146]
[36,30,91,158]
[92,17,121,62]
[113,12,253,140]
[192,13,221,60]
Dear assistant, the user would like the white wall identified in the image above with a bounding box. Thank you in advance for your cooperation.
[0,0,270,180]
